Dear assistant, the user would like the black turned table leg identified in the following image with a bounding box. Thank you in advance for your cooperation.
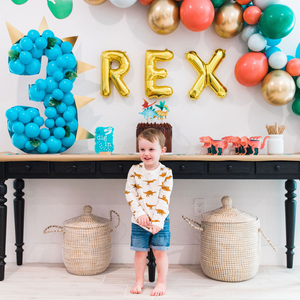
[13,179,25,266]
[147,249,156,282]
[0,181,7,281]
[285,179,297,268]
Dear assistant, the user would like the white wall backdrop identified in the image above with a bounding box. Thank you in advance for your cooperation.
[0,0,299,266]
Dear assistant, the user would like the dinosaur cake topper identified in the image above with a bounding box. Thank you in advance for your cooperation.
[139,99,170,122]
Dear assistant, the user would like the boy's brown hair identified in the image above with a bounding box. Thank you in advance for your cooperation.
[137,128,166,149]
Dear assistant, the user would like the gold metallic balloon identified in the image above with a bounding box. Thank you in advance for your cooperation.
[84,0,107,5]
[213,2,244,39]
[186,49,227,99]
[145,49,174,98]
[147,0,180,35]
[261,70,295,106]
[101,51,130,98]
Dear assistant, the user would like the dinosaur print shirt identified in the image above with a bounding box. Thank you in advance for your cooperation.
[125,162,173,232]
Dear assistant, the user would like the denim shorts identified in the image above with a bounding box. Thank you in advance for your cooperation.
[130,216,170,252]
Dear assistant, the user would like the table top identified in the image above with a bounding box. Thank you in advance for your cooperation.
[1,152,300,162]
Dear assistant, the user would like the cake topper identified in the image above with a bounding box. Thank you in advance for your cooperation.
[139,99,170,122]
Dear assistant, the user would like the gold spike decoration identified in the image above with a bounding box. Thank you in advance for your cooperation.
[74,96,95,110]
[61,36,78,47]
[38,17,49,35]
[76,126,95,141]
[77,60,96,74]
[6,22,24,45]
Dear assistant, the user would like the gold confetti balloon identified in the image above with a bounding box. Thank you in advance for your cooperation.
[147,0,180,35]
[84,0,107,5]
[213,2,244,39]
[261,70,296,106]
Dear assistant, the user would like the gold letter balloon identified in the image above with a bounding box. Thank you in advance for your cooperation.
[145,49,174,99]
[261,70,295,106]
[101,51,130,98]
[186,49,227,99]
[213,2,244,39]
[84,0,107,5]
[147,0,180,35]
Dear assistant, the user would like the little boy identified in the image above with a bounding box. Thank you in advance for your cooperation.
[125,128,173,296]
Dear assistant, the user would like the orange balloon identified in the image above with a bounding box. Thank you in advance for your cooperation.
[236,0,251,4]
[235,52,268,87]
[243,6,261,25]
[139,0,153,5]
[286,59,300,77]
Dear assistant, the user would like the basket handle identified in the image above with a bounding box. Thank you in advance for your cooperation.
[182,215,203,231]
[43,225,64,234]
[259,228,276,252]
[110,210,120,232]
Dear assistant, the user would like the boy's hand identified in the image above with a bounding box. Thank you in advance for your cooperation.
[150,225,161,235]
[137,214,150,227]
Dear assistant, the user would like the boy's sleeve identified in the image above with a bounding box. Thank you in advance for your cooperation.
[151,169,173,229]
[125,165,146,221]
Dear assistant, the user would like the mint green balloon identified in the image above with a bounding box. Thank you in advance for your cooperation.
[210,0,225,8]
[259,4,295,39]
[11,0,28,4]
[47,0,73,20]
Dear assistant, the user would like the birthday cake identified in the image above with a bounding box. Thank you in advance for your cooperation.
[136,100,172,153]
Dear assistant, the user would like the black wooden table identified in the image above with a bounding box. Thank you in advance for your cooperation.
[0,153,298,281]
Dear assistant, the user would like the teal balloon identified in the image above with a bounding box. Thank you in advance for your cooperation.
[210,0,225,8]
[259,5,295,39]
[292,98,300,116]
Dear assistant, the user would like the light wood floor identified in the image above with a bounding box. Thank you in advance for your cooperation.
[1,263,299,299]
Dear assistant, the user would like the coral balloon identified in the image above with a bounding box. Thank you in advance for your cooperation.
[236,0,251,4]
[84,0,107,4]
[243,6,261,25]
[285,59,300,77]
[213,2,244,39]
[139,0,153,5]
[180,0,214,32]
[147,0,180,35]
[261,70,295,106]
[259,4,295,39]
[235,52,268,87]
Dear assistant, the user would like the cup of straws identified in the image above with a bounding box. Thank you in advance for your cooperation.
[266,123,286,155]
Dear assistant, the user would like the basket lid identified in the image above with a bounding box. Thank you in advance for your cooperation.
[200,196,257,223]
[63,205,111,229]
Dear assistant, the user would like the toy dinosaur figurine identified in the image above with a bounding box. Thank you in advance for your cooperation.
[199,136,229,155]
[240,136,270,155]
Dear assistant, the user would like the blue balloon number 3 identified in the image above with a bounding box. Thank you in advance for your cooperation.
[6,28,78,154]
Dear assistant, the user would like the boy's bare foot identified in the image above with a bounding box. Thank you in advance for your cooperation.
[150,283,167,296]
[130,281,144,294]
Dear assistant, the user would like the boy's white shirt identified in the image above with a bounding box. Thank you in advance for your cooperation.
[125,162,173,232]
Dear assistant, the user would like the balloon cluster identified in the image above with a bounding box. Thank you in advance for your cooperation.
[6,29,78,154]
[233,0,300,114]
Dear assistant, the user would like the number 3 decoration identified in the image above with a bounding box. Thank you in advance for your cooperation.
[6,18,95,154]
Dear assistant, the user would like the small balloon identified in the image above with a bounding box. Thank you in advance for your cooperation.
[248,33,267,52]
[241,25,259,42]
[147,0,180,35]
[261,70,295,106]
[213,2,244,39]
[145,49,174,99]
[101,51,130,98]
[266,38,281,47]
[109,0,137,8]
[268,52,287,70]
[265,46,281,59]
[285,59,300,77]
[243,6,261,25]
[139,0,153,4]
[236,0,251,4]
[180,0,215,32]
[84,0,107,4]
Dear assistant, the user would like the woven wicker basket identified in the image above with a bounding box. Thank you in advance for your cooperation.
[44,205,120,276]
[183,196,276,282]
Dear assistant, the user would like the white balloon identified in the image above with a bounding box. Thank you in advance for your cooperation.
[110,0,137,8]
[241,25,259,42]
[252,0,284,11]
[296,76,300,89]
[248,33,267,52]
[268,52,287,69]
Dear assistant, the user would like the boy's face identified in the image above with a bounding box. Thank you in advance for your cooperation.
[138,137,166,170]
